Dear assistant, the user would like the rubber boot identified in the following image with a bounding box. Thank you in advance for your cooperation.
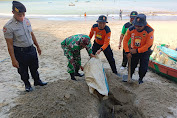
[70,73,77,81]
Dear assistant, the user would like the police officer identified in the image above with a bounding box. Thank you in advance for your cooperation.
[61,34,95,81]
[123,14,154,84]
[89,15,118,74]
[119,11,138,70]
[3,1,47,92]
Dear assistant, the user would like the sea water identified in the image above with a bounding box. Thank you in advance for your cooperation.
[0,0,177,21]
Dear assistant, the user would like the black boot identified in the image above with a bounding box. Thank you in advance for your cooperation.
[70,73,77,81]
[75,70,84,77]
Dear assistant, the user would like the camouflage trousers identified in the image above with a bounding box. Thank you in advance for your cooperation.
[62,46,81,73]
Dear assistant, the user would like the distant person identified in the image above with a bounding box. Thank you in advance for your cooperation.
[89,15,118,75]
[123,14,154,84]
[61,34,95,81]
[84,12,87,21]
[106,12,109,17]
[119,9,122,20]
[3,1,47,92]
[84,12,87,17]
[119,11,138,70]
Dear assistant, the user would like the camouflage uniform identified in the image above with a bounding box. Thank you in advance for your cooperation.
[61,34,92,73]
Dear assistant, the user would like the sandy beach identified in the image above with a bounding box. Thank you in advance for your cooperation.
[0,17,177,118]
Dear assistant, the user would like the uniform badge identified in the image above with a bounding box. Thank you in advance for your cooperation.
[103,17,105,20]
[3,27,7,33]
[96,34,102,40]
[143,33,146,37]
[135,39,141,47]
[26,20,30,26]
[15,7,19,13]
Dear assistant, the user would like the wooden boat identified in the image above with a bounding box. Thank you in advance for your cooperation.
[69,2,75,6]
[148,45,177,82]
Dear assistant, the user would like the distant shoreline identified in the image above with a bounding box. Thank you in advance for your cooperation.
[1,12,177,21]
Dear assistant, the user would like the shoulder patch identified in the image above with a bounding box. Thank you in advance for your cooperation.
[104,25,111,33]
[3,27,7,33]
[93,24,98,28]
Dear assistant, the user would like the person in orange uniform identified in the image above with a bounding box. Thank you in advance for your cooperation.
[89,15,118,74]
[84,12,86,17]
[123,14,154,84]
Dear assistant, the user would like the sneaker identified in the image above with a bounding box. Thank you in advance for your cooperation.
[71,77,77,81]
[114,72,121,78]
[122,75,128,82]
[34,80,47,86]
[138,80,144,84]
[120,66,125,70]
[25,85,33,92]
[75,73,84,77]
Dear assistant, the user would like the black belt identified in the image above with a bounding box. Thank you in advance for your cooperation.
[14,45,34,52]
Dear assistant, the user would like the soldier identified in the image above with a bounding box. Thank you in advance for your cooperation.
[3,1,47,92]
[123,14,154,84]
[119,11,138,70]
[89,15,118,74]
[61,34,95,81]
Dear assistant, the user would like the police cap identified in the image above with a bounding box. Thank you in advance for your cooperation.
[12,1,26,13]
[130,11,138,18]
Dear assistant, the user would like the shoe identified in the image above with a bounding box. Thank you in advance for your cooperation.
[34,80,47,86]
[75,72,84,77]
[71,77,77,81]
[138,79,144,84]
[120,66,125,70]
[70,73,77,81]
[114,72,122,78]
[25,85,33,92]
[122,75,129,82]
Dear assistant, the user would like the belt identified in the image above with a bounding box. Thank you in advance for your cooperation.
[14,45,34,52]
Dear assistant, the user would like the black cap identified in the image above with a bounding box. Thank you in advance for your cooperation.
[96,15,108,23]
[12,1,26,13]
[130,11,138,18]
[133,14,147,26]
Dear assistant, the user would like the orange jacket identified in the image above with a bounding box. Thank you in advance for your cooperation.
[123,24,154,53]
[89,24,111,50]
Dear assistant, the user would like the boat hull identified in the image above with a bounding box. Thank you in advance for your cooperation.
[148,59,177,82]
